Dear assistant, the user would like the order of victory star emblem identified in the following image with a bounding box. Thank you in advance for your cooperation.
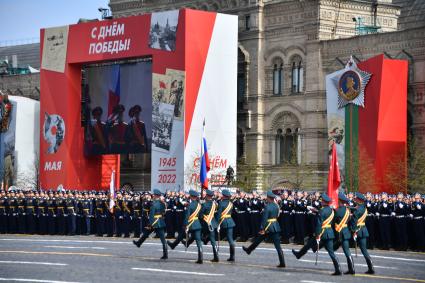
[333,56,371,108]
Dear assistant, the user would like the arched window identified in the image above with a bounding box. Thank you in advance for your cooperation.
[275,128,298,164]
[291,56,303,94]
[273,63,283,95]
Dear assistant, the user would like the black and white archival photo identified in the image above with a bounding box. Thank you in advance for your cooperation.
[149,10,179,51]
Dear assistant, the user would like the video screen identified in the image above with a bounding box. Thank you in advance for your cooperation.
[82,59,153,156]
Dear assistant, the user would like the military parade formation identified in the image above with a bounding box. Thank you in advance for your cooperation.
[0,187,424,275]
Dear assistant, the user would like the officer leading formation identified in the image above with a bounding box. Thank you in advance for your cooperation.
[1,188,424,275]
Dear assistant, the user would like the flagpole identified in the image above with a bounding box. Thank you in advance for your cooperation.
[201,119,205,199]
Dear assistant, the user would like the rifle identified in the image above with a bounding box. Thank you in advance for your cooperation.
[354,233,358,258]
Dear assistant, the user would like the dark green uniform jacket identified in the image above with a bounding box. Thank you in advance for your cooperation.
[334,206,351,240]
[216,199,235,229]
[184,200,202,231]
[350,204,369,238]
[260,202,281,233]
[315,206,335,240]
[149,199,166,229]
[201,200,218,230]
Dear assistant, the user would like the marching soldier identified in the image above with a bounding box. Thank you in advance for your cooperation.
[351,192,375,274]
[333,192,355,275]
[167,190,203,264]
[133,189,168,260]
[292,193,342,276]
[217,189,236,262]
[242,191,285,268]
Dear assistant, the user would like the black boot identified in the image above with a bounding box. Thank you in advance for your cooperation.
[242,237,261,256]
[242,246,251,255]
[167,240,177,250]
[160,243,168,260]
[365,256,375,274]
[211,244,219,262]
[292,241,310,260]
[344,256,355,275]
[227,244,235,262]
[196,246,203,264]
[331,257,342,276]
[133,236,146,248]
[277,249,285,268]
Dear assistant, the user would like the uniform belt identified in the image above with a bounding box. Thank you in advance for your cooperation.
[18,206,24,208]
[96,208,103,210]
[58,207,64,209]
[322,224,332,228]
[134,210,140,212]
[295,211,305,214]
[380,214,390,217]
[367,214,374,216]
[250,210,259,213]
[27,206,34,208]
[176,209,184,212]
[154,215,163,218]
[0,206,5,208]
[396,215,405,218]
[165,209,171,211]
[222,214,231,219]
[283,211,290,214]
[83,209,89,211]
[265,218,277,231]
[143,209,149,211]
[358,223,366,227]
[236,211,246,214]
[414,216,423,220]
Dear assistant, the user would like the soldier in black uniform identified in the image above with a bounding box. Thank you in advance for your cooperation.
[47,191,57,235]
[114,192,124,237]
[122,192,132,237]
[36,191,48,235]
[279,191,293,244]
[411,193,425,251]
[0,190,8,233]
[393,192,408,250]
[8,190,18,234]
[16,191,26,233]
[365,192,376,249]
[132,193,142,238]
[75,192,84,235]
[293,191,307,244]
[165,192,174,238]
[378,192,392,249]
[56,191,66,235]
[25,190,36,234]
[175,191,186,235]
[94,192,106,236]
[105,193,114,237]
[66,191,77,235]
[234,192,249,241]
[249,191,263,237]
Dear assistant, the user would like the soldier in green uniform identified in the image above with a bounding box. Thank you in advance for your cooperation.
[351,192,375,274]
[216,189,236,262]
[167,190,204,264]
[242,191,285,268]
[201,189,219,262]
[292,193,342,275]
[333,192,355,274]
[133,189,168,260]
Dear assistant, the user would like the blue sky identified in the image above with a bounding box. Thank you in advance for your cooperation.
[0,0,110,44]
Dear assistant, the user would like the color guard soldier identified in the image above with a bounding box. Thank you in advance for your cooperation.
[351,192,375,274]
[333,192,355,275]
[216,189,236,262]
[168,190,204,264]
[243,191,285,268]
[133,189,168,260]
[292,193,342,276]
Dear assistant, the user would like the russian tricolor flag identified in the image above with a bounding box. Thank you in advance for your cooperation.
[108,66,120,116]
[200,120,210,189]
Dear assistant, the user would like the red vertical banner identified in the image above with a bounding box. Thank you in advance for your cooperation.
[358,55,408,194]
[327,143,341,208]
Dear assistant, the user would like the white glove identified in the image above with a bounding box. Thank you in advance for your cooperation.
[409,214,413,218]
[391,212,396,216]
[383,203,387,208]
[417,204,422,210]
[375,212,380,216]
[399,203,404,209]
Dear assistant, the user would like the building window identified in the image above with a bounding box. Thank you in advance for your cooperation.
[291,57,303,93]
[245,15,251,30]
[273,63,283,95]
[275,128,297,164]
